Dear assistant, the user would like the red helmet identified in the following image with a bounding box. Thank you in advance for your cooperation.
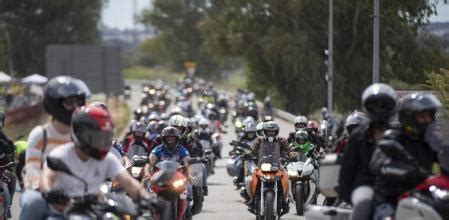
[71,106,114,160]
[307,120,319,132]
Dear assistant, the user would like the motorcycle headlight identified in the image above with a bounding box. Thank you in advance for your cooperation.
[235,121,242,128]
[100,183,111,194]
[149,89,156,95]
[287,170,299,177]
[219,109,226,114]
[173,179,186,188]
[131,167,142,177]
[260,163,272,172]
[430,185,449,201]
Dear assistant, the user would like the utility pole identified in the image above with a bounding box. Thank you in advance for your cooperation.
[373,0,380,83]
[327,0,334,114]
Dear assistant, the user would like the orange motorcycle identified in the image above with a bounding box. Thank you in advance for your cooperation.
[247,155,289,220]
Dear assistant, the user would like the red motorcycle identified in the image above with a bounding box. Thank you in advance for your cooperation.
[146,160,193,220]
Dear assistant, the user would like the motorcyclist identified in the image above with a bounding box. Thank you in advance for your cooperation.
[232,121,258,189]
[20,106,150,219]
[370,93,441,220]
[291,130,316,162]
[338,83,398,220]
[88,101,131,166]
[288,115,308,143]
[145,113,160,141]
[263,96,273,117]
[122,121,153,154]
[0,111,16,216]
[152,120,168,147]
[246,121,297,214]
[331,111,367,154]
[22,76,90,213]
[306,120,326,151]
[20,106,153,220]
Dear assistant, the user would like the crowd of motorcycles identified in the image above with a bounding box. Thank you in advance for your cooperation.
[17,77,448,220]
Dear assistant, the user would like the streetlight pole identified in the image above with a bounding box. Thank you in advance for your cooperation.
[327,0,333,114]
[373,0,380,83]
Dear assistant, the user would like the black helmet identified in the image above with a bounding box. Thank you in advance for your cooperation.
[263,121,279,142]
[399,93,442,138]
[362,83,398,122]
[44,76,91,126]
[71,106,114,160]
[161,126,180,149]
[157,120,168,134]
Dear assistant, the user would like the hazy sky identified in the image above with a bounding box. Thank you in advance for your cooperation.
[101,0,449,29]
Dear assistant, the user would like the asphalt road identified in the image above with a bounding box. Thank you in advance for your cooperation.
[11,81,309,220]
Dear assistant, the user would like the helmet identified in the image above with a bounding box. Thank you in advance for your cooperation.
[71,106,113,160]
[207,111,218,120]
[161,126,180,150]
[132,122,147,136]
[186,118,195,134]
[44,76,91,125]
[295,130,309,143]
[362,83,398,121]
[157,120,168,134]
[263,121,280,142]
[345,111,367,134]
[170,107,183,117]
[198,118,210,131]
[256,122,265,137]
[244,121,257,133]
[89,101,108,111]
[306,120,319,133]
[169,115,187,134]
[148,113,161,122]
[263,115,273,122]
[321,107,329,119]
[243,116,257,126]
[160,113,170,121]
[294,116,308,131]
[399,93,442,138]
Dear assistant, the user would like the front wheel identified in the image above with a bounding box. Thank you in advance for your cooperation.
[264,191,275,220]
[295,184,305,215]
[191,186,204,215]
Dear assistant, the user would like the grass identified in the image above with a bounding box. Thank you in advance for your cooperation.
[123,66,183,85]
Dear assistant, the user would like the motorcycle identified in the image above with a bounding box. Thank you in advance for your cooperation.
[127,142,150,160]
[285,157,318,215]
[0,162,15,219]
[199,139,215,176]
[190,157,209,215]
[248,155,288,220]
[147,159,203,220]
[45,157,153,219]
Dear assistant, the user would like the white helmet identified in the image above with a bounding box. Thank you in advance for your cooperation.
[294,115,308,131]
[256,122,265,137]
[169,115,187,134]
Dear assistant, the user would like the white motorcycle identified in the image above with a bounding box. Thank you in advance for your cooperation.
[285,157,318,215]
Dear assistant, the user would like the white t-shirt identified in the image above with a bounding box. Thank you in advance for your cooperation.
[48,143,126,197]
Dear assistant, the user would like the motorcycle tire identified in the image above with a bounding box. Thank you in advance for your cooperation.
[264,191,275,220]
[191,186,204,215]
[295,184,305,216]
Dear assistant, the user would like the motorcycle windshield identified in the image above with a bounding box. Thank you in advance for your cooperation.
[127,144,149,159]
[156,160,181,171]
[258,142,280,166]
[425,120,449,172]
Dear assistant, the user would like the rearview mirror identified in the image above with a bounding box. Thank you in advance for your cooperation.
[47,156,73,175]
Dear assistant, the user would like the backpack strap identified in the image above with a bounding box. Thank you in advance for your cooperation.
[40,126,48,168]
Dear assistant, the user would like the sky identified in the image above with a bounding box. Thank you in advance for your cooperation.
[101,0,449,29]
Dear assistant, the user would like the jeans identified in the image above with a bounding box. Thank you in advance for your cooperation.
[20,190,62,220]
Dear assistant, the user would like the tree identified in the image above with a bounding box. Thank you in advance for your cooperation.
[200,0,449,114]
[140,0,221,77]
[0,0,102,75]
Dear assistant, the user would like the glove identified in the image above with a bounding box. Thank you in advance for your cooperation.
[42,189,69,204]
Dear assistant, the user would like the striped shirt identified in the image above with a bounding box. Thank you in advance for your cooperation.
[24,122,71,190]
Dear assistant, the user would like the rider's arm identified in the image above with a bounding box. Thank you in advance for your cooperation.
[250,138,261,155]
[146,153,158,175]
[39,166,57,193]
[280,138,297,158]
[182,155,193,179]
[116,171,150,200]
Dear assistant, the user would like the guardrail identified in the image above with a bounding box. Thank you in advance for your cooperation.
[256,101,295,122]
